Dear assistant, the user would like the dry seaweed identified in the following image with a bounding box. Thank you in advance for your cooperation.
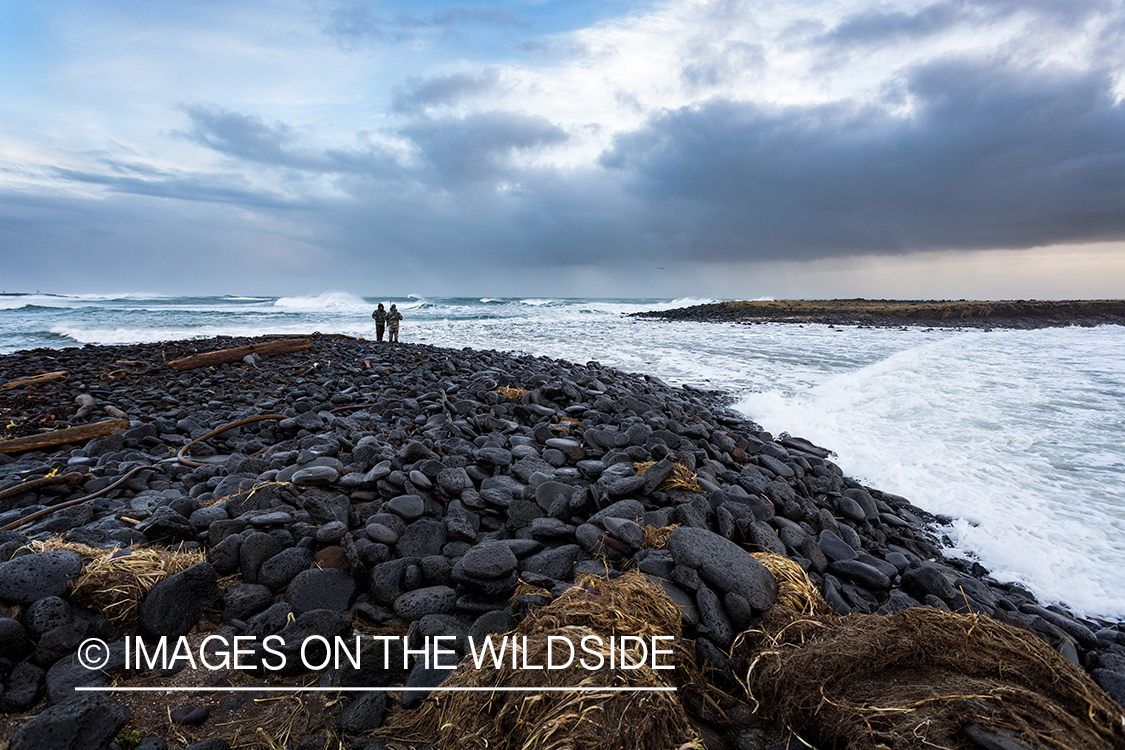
[26,538,205,627]
[378,571,708,750]
[634,461,701,492]
[732,605,1125,750]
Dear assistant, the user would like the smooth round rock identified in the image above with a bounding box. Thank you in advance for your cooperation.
[393,586,457,620]
[456,542,518,580]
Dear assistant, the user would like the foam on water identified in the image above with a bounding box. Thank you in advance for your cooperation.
[736,327,1125,619]
[273,291,370,312]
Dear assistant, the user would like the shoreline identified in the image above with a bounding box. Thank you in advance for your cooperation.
[630,298,1125,329]
[1,335,1123,748]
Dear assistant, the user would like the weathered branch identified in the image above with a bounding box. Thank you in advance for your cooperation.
[166,338,312,371]
[0,419,130,455]
[0,471,86,502]
[1,370,67,391]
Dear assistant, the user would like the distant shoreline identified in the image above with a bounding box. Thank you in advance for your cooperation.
[631,299,1125,329]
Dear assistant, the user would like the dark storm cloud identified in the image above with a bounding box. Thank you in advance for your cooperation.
[34,51,1125,284]
[600,58,1125,259]
[400,111,570,182]
[391,69,501,114]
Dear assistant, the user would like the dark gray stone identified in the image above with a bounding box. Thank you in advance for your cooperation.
[401,636,460,709]
[828,560,892,590]
[395,518,447,558]
[207,534,242,576]
[696,586,734,649]
[9,692,130,750]
[1092,669,1125,709]
[337,691,387,733]
[901,562,957,602]
[222,584,274,623]
[286,568,357,615]
[291,465,339,487]
[388,495,425,520]
[455,541,518,580]
[239,532,288,585]
[393,586,457,620]
[520,544,582,581]
[601,517,644,549]
[0,551,82,605]
[1018,604,1099,651]
[258,547,314,591]
[0,661,43,711]
[140,562,221,639]
[816,530,857,562]
[0,616,31,659]
[667,527,777,613]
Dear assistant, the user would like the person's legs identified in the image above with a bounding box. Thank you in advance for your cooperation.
[376,324,385,342]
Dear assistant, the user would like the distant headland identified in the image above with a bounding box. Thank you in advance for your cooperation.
[631,299,1125,329]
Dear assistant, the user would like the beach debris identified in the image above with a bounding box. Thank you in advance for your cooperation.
[732,604,1125,750]
[166,337,313,371]
[26,537,205,627]
[0,418,129,455]
[0,370,68,391]
[378,570,708,750]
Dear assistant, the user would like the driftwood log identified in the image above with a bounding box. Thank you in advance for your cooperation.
[166,338,312,371]
[0,419,130,455]
[0,370,67,391]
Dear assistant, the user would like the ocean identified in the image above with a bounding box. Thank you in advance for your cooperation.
[2,291,1123,620]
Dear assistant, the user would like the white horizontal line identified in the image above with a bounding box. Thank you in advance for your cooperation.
[76,686,676,693]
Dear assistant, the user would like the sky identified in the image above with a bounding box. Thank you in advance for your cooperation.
[1,0,1124,298]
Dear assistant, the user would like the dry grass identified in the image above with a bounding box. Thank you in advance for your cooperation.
[200,479,292,508]
[641,523,681,550]
[378,571,707,750]
[511,578,555,601]
[749,552,832,618]
[633,461,701,492]
[731,600,1125,750]
[497,386,530,400]
[26,537,206,627]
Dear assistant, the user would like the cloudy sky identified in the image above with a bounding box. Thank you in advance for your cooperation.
[2,0,1124,298]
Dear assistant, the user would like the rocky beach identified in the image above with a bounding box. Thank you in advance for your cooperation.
[0,333,1123,750]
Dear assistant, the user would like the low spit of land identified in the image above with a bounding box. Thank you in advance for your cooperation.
[631,299,1125,329]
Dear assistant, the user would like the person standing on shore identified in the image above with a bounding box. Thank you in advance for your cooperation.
[387,304,403,344]
[371,303,387,343]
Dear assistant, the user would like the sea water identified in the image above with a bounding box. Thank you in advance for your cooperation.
[2,292,1123,620]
